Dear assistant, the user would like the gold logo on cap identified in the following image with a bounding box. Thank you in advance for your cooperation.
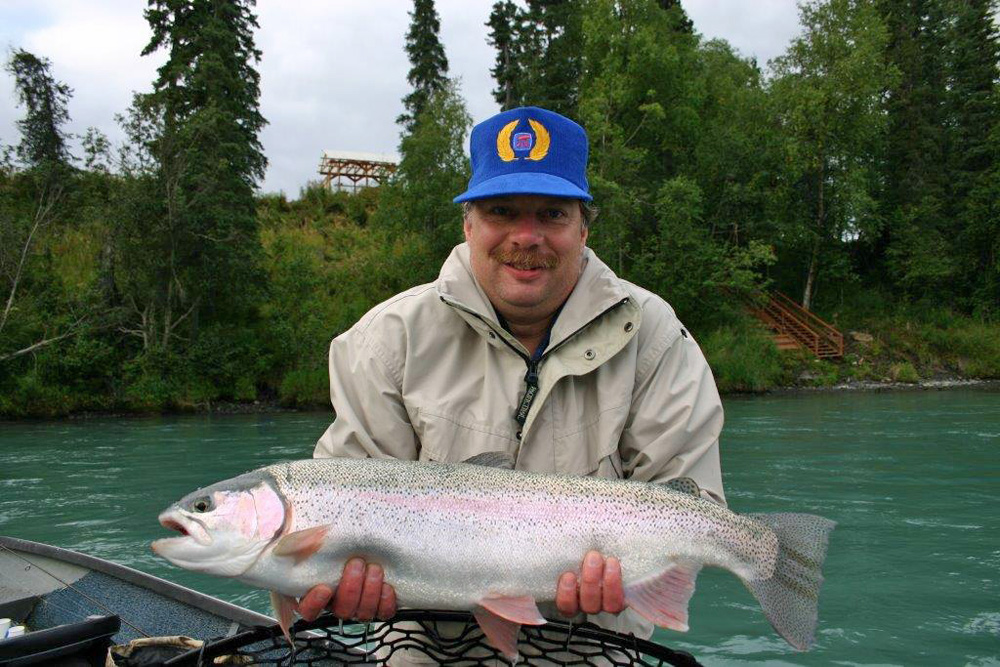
[496,118,551,162]
[497,120,518,162]
[527,119,550,161]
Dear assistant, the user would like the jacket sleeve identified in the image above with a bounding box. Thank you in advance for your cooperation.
[313,325,420,461]
[618,314,726,505]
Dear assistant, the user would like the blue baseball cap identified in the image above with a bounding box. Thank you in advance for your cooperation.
[453,106,592,203]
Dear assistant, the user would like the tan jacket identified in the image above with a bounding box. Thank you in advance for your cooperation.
[316,243,724,502]
[314,244,724,659]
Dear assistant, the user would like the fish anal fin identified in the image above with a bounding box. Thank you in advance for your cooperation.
[624,561,702,632]
[273,525,329,564]
[478,594,546,625]
[270,590,297,644]
[473,604,525,660]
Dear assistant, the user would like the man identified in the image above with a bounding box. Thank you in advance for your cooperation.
[300,106,724,642]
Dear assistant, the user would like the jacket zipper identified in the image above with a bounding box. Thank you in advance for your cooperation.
[441,296,631,434]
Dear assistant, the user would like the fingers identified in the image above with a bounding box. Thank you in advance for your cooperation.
[297,559,397,623]
[354,563,385,622]
[376,582,397,620]
[297,583,334,622]
[602,556,625,614]
[332,558,366,619]
[578,551,605,615]
[556,552,626,618]
[555,571,579,617]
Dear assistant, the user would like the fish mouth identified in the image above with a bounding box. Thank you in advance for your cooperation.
[161,518,189,536]
[155,509,211,546]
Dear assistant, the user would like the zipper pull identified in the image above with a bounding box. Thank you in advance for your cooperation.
[514,361,540,426]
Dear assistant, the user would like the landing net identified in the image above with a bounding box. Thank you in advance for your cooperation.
[165,609,703,666]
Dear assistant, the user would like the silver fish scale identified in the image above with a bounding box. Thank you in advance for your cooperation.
[251,458,779,608]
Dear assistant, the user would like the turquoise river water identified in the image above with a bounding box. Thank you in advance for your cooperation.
[1,388,997,665]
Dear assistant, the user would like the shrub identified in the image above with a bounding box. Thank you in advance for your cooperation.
[700,322,786,392]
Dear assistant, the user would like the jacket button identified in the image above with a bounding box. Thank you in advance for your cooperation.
[584,349,596,360]
[624,322,634,332]
[488,331,497,340]
[515,431,522,441]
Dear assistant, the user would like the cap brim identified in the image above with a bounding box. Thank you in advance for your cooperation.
[453,172,592,203]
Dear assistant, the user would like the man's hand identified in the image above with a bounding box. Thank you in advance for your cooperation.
[297,557,397,622]
[555,550,625,617]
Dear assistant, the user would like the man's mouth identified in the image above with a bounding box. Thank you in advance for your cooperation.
[492,249,557,272]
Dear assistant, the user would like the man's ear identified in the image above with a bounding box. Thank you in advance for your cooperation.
[463,214,473,242]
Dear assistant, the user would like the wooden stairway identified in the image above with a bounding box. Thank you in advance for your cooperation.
[748,291,844,359]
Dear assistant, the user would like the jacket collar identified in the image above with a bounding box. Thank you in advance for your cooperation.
[436,243,630,350]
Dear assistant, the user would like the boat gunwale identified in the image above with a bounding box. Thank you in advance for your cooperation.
[0,535,274,629]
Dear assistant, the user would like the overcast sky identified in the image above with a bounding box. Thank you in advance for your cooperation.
[0,1,803,197]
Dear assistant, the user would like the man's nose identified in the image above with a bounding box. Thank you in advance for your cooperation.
[509,212,544,245]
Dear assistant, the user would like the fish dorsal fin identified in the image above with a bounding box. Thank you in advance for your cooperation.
[662,477,701,498]
[462,452,515,470]
[473,596,545,659]
[272,525,329,564]
[624,561,702,632]
[270,591,297,644]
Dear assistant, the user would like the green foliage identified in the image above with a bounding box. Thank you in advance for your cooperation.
[487,0,585,116]
[769,0,897,310]
[630,176,774,329]
[4,0,1000,417]
[135,0,268,347]
[700,322,788,393]
[889,361,920,382]
[487,1,523,110]
[399,0,450,131]
[373,80,472,263]
[5,49,74,175]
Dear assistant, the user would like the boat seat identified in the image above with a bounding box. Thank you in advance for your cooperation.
[0,614,120,667]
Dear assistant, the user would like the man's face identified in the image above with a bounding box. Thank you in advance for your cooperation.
[464,195,589,324]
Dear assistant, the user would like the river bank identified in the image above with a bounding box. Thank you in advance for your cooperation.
[28,376,991,422]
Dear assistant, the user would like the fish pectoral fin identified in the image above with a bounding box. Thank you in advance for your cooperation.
[477,594,547,625]
[272,525,330,564]
[624,561,702,632]
[270,591,298,644]
[472,603,531,660]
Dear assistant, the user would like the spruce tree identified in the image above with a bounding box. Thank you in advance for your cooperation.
[657,0,694,32]
[487,0,523,110]
[947,0,1000,312]
[522,0,583,116]
[5,49,73,176]
[399,0,450,131]
[125,0,268,349]
[879,0,953,294]
[946,0,998,202]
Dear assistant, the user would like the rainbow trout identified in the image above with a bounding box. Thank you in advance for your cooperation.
[152,454,834,657]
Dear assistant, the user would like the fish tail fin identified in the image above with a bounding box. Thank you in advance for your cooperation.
[744,512,836,651]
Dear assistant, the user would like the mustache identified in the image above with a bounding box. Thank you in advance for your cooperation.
[490,248,559,270]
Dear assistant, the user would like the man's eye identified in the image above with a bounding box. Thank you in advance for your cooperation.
[544,209,567,220]
[489,206,512,217]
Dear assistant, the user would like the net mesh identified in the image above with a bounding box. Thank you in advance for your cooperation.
[164,610,704,666]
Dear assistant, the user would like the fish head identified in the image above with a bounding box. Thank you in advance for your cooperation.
[152,471,286,577]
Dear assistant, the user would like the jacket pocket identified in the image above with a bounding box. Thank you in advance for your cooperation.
[414,409,517,463]
[552,402,629,478]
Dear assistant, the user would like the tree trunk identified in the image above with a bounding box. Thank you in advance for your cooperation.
[803,158,826,312]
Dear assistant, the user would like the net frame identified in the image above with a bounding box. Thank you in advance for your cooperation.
[164,609,704,666]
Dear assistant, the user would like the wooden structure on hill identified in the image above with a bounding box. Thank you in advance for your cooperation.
[318,151,398,192]
[748,291,844,359]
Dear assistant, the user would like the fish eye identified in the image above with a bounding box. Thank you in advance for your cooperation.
[191,497,213,513]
